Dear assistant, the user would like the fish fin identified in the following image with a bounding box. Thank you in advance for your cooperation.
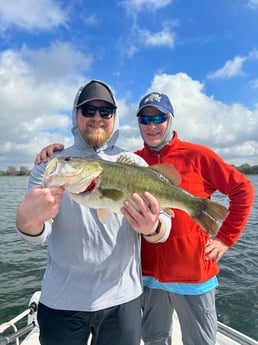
[116,155,141,167]
[97,209,112,224]
[117,155,181,186]
[101,189,124,201]
[148,164,181,186]
[191,199,229,235]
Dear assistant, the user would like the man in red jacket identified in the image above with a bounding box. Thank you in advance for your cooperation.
[125,92,254,345]
[35,92,254,345]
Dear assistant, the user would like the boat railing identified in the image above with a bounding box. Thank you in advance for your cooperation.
[0,293,39,345]
[217,321,258,345]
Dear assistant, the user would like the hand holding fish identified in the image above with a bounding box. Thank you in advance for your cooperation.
[121,191,165,240]
[16,186,65,236]
[205,237,229,262]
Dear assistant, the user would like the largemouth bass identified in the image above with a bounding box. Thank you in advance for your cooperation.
[42,156,229,235]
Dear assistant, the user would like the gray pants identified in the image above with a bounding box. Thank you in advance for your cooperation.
[141,287,217,345]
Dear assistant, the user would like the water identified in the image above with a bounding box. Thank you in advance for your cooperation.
[0,176,257,341]
[0,177,47,326]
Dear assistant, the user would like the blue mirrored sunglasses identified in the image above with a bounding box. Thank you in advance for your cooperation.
[138,114,168,125]
[79,105,115,119]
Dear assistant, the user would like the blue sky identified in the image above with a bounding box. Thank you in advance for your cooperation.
[0,0,258,170]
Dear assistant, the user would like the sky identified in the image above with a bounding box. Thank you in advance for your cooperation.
[0,0,258,171]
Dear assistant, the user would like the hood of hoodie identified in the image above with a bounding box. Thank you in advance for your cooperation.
[71,84,120,155]
[139,114,174,152]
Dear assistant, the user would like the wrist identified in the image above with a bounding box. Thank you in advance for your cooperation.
[18,223,45,237]
[143,219,162,237]
[16,208,45,236]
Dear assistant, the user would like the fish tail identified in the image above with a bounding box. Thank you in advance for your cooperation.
[192,199,229,236]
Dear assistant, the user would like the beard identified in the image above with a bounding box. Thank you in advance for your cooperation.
[80,120,114,147]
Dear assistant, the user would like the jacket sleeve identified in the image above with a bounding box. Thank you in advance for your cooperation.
[201,148,255,247]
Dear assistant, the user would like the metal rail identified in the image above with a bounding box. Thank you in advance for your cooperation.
[0,302,37,345]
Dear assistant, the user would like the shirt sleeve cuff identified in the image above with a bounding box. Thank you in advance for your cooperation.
[17,220,52,244]
[156,211,172,243]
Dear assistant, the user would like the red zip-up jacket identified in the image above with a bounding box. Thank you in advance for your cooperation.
[135,131,254,283]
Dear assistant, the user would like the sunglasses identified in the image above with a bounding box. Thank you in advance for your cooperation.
[138,114,168,125]
[79,105,115,119]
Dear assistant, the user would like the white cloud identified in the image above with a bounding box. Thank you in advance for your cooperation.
[121,23,176,56]
[138,24,175,48]
[0,0,68,32]
[119,0,177,56]
[248,49,258,59]
[20,42,92,82]
[207,49,258,80]
[207,56,247,80]
[249,79,258,89]
[118,73,258,165]
[247,0,258,9]
[121,0,172,13]
[0,44,92,170]
[80,13,99,26]
[1,58,257,170]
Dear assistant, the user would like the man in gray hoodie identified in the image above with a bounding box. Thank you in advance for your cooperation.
[16,80,171,345]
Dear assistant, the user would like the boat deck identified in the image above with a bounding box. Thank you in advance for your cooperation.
[2,291,257,345]
[22,312,258,345]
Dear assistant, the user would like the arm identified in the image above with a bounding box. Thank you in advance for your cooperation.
[205,173,254,262]
[200,148,255,261]
[34,143,64,164]
[208,158,254,246]
[16,185,64,236]
[16,164,65,243]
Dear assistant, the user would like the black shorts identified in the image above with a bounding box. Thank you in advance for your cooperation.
[37,296,141,345]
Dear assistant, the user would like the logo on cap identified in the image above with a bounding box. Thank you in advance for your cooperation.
[143,93,161,104]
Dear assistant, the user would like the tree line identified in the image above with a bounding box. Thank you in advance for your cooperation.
[0,163,258,177]
[0,166,30,176]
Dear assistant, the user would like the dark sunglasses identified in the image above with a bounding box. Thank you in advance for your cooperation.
[79,105,115,119]
[138,114,168,125]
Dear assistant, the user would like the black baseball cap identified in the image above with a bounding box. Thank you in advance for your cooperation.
[76,80,117,108]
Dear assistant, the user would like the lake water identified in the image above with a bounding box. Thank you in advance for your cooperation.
[0,176,257,340]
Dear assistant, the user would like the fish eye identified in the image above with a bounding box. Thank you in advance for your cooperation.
[65,157,71,161]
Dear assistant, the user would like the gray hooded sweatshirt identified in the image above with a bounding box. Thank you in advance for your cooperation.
[19,86,148,312]
[20,85,171,311]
